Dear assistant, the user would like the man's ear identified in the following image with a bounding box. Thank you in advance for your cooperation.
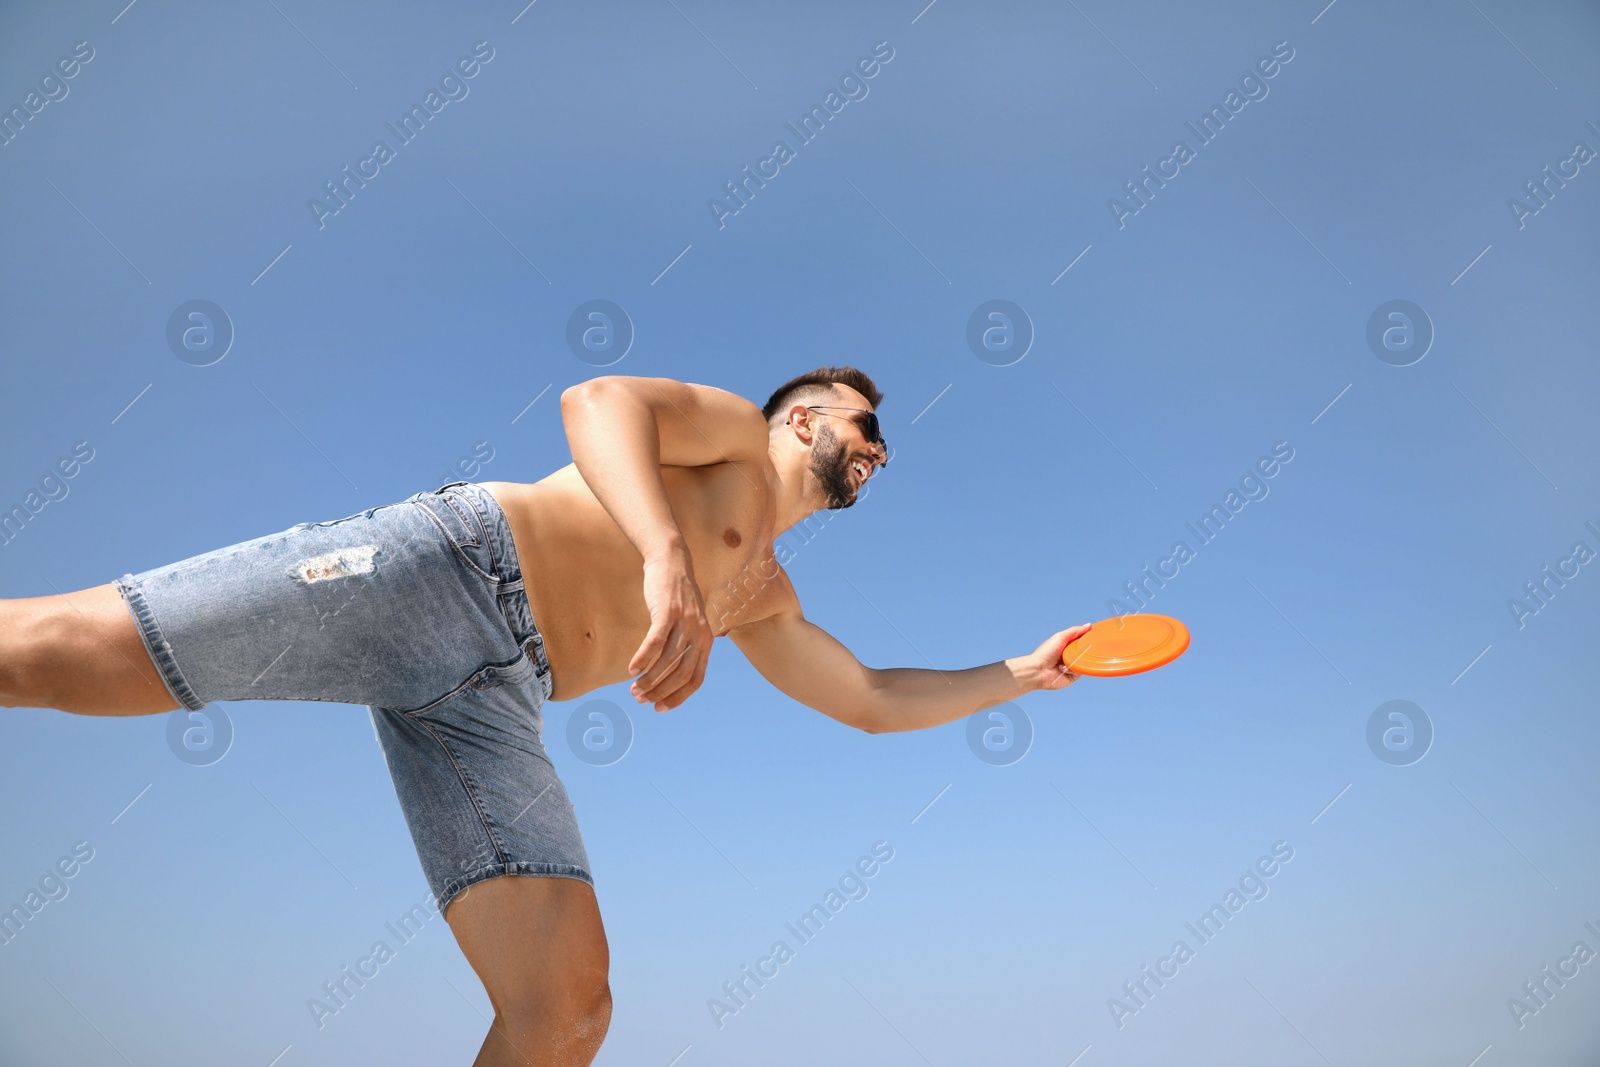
[786,405,818,444]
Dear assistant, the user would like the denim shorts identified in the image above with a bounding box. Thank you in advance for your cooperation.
[113,481,593,912]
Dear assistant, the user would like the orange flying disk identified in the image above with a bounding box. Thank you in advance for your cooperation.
[1061,614,1190,677]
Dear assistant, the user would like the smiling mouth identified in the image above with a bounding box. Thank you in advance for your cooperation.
[849,457,870,486]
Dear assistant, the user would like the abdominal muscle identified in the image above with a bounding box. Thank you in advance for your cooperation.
[479,460,783,703]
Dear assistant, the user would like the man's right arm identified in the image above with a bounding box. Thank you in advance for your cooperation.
[559,376,768,564]
[559,376,768,712]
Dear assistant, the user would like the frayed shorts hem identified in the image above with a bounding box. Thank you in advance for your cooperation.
[114,574,207,712]
[440,863,596,916]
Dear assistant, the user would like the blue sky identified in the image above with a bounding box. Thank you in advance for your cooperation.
[3,0,1598,1064]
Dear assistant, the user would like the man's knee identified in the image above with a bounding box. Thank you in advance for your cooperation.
[4,607,111,711]
[0,589,175,716]
[0,603,59,708]
[574,975,613,1036]
[498,969,612,1047]
[449,873,613,1057]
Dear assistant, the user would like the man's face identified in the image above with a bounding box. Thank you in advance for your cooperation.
[808,409,883,510]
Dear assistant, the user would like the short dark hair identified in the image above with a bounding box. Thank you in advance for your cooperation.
[761,366,884,426]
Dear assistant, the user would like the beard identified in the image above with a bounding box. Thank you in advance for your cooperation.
[810,421,860,510]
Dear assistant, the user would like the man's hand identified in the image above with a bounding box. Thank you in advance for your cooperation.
[1008,623,1095,693]
[629,551,714,712]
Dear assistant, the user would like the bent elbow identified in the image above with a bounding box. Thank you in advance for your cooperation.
[855,673,888,734]
[561,380,603,407]
[854,702,889,735]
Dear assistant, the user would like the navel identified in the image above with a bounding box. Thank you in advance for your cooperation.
[723,527,742,548]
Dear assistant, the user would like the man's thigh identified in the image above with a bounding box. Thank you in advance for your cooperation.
[370,673,593,913]
[109,493,520,713]
[446,873,610,1009]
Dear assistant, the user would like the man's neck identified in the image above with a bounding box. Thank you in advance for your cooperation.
[768,444,824,537]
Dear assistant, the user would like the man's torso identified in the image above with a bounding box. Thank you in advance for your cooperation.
[480,460,792,702]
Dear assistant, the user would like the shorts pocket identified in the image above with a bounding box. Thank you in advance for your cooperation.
[399,648,537,719]
[409,495,497,583]
[443,493,485,547]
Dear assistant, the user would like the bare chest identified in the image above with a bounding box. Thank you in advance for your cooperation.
[665,467,786,632]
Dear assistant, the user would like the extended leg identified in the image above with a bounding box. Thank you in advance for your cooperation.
[446,875,612,1066]
[0,583,178,716]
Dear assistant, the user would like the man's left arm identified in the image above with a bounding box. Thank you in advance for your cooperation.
[731,606,1092,734]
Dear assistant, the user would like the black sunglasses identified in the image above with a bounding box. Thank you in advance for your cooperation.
[804,406,888,467]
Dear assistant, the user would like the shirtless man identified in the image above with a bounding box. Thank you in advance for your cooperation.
[1,365,1090,1066]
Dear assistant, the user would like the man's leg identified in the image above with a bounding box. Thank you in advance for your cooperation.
[0,583,179,715]
[7,489,529,717]
[446,875,612,1066]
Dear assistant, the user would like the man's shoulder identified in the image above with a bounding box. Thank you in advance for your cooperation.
[575,375,764,422]
[611,377,771,469]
